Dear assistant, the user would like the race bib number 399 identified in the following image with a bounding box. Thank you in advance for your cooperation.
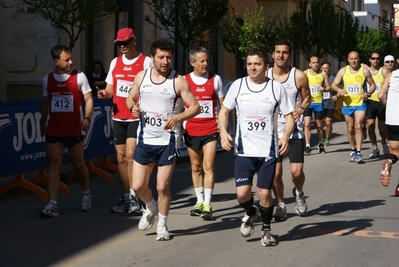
[116,79,133,98]
[51,95,73,112]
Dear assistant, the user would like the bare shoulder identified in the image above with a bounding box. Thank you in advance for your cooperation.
[295,69,308,86]
[174,74,190,94]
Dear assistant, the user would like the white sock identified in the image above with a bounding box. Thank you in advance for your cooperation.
[129,189,137,197]
[50,199,58,206]
[145,199,158,213]
[158,213,168,225]
[295,189,303,196]
[278,202,286,208]
[194,187,204,203]
[203,188,213,205]
[306,144,310,147]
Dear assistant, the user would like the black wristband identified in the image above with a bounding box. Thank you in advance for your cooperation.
[84,117,91,123]
[300,106,305,110]
[130,106,134,112]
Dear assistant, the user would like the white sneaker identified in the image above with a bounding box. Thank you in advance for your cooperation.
[39,202,59,218]
[138,208,156,230]
[261,229,276,246]
[81,194,92,211]
[156,223,170,241]
[240,205,259,237]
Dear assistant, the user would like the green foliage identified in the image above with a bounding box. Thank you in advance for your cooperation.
[142,0,229,72]
[238,6,266,57]
[14,0,117,49]
[290,0,337,60]
[329,10,359,64]
[356,28,396,63]
[258,12,291,54]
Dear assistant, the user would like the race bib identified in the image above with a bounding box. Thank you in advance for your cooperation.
[242,115,269,137]
[195,100,213,118]
[51,95,73,112]
[347,84,361,94]
[116,79,133,98]
[323,92,331,99]
[310,85,320,95]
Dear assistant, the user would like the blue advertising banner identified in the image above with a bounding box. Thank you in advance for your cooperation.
[0,98,115,177]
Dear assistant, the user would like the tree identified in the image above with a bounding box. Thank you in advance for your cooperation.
[142,0,228,72]
[289,0,338,60]
[258,12,292,54]
[4,0,117,50]
[330,10,359,66]
[219,5,267,77]
[356,28,396,64]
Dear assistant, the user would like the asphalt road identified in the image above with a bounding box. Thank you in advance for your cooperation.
[1,120,398,267]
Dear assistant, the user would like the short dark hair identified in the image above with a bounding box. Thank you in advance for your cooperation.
[274,40,293,54]
[246,48,268,65]
[320,61,331,67]
[150,38,175,57]
[50,45,70,60]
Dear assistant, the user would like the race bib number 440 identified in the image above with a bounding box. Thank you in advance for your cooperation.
[51,95,73,112]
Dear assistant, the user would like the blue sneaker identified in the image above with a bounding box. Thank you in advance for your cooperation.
[349,151,356,162]
[355,152,364,163]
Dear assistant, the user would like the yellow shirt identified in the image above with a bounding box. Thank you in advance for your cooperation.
[343,65,366,106]
[368,68,383,102]
[306,70,323,104]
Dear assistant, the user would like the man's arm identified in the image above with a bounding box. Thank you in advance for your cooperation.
[40,96,49,134]
[331,67,346,96]
[279,113,294,156]
[82,92,94,131]
[378,72,391,105]
[294,70,310,122]
[164,75,200,131]
[364,68,376,95]
[321,71,331,92]
[126,70,145,117]
[218,105,233,151]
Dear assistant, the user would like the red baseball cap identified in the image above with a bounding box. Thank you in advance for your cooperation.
[114,28,135,42]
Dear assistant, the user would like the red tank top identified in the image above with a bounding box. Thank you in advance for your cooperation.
[112,54,146,120]
[46,69,83,137]
[184,73,218,136]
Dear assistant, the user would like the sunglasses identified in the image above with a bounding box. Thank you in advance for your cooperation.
[385,61,394,63]
[115,39,132,47]
[370,57,380,60]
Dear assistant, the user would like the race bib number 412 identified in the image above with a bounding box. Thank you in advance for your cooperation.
[51,95,73,112]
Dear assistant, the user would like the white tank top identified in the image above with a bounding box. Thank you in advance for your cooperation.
[267,67,304,139]
[138,68,183,146]
[386,70,399,126]
[223,77,293,158]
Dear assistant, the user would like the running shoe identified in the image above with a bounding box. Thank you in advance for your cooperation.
[292,188,307,216]
[201,204,214,220]
[382,142,390,155]
[355,152,364,164]
[111,195,130,213]
[349,151,356,162]
[138,208,157,230]
[271,205,287,222]
[323,137,330,146]
[380,159,392,187]
[156,223,170,241]
[318,143,326,154]
[261,229,276,247]
[395,185,399,196]
[81,193,92,212]
[369,148,380,158]
[189,202,203,216]
[304,146,311,156]
[240,205,259,237]
[39,202,59,218]
[362,127,367,140]
[128,194,142,215]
